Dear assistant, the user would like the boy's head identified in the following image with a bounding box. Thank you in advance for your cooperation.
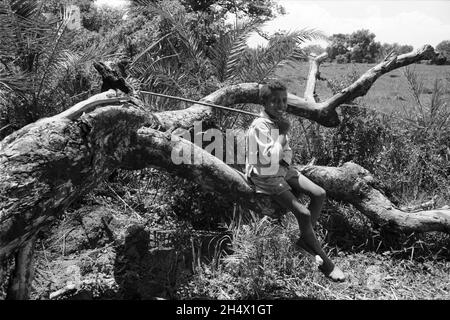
[259,80,288,118]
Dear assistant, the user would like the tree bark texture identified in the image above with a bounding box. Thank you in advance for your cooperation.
[6,235,37,299]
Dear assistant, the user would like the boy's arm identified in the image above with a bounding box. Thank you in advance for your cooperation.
[275,133,287,147]
[272,117,290,154]
[252,121,287,163]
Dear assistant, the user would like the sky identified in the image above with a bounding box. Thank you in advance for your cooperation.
[247,0,450,49]
[95,0,450,49]
[95,0,127,7]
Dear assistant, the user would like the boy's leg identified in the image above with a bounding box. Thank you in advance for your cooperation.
[287,172,326,227]
[272,190,345,281]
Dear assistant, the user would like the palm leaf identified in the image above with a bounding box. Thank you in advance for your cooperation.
[77,41,120,64]
[0,0,49,57]
[8,0,40,18]
[134,2,206,66]
[129,0,155,7]
[130,32,173,69]
[209,19,262,82]
[34,6,73,102]
[0,67,29,94]
[236,28,325,83]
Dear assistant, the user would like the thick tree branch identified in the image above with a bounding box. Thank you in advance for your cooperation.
[292,45,437,127]
[322,45,437,111]
[297,162,450,234]
[151,83,263,130]
[6,235,37,300]
[304,52,328,102]
[119,130,450,234]
[121,128,262,209]
[0,91,147,258]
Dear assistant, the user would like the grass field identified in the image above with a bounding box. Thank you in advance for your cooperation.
[278,61,450,114]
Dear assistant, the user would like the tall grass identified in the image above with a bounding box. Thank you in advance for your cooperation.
[176,213,330,299]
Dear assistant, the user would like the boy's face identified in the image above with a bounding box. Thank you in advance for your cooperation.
[264,89,288,118]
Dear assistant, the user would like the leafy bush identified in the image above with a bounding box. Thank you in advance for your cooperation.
[0,0,115,137]
[335,54,348,64]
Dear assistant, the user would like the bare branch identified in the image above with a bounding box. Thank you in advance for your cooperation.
[304,52,328,102]
[322,45,437,112]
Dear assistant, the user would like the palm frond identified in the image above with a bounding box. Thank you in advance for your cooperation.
[129,0,155,7]
[236,28,325,83]
[129,32,173,70]
[140,3,206,66]
[8,0,40,18]
[34,6,73,102]
[209,19,262,82]
[0,0,52,58]
[132,53,179,82]
[42,49,80,87]
[143,63,186,91]
[77,41,120,65]
[0,67,29,94]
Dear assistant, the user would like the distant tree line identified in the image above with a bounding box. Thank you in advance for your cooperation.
[303,29,449,65]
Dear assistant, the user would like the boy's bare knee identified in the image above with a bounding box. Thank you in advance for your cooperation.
[319,187,326,198]
[313,187,326,200]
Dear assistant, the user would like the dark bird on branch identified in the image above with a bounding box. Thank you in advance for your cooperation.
[93,61,132,94]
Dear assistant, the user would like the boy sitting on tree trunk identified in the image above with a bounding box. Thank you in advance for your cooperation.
[246,80,346,282]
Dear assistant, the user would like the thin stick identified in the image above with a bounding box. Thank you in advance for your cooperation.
[139,90,260,117]
[105,183,143,221]
[140,91,418,128]
[0,124,12,134]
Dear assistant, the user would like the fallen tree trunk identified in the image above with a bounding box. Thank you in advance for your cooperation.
[0,90,148,258]
[0,45,446,298]
[297,163,450,234]
[6,235,36,300]
[3,95,448,262]
[122,130,450,234]
[0,46,445,257]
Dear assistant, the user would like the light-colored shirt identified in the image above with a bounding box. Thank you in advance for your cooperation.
[245,112,292,177]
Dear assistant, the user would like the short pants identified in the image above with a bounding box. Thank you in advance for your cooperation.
[248,164,300,196]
